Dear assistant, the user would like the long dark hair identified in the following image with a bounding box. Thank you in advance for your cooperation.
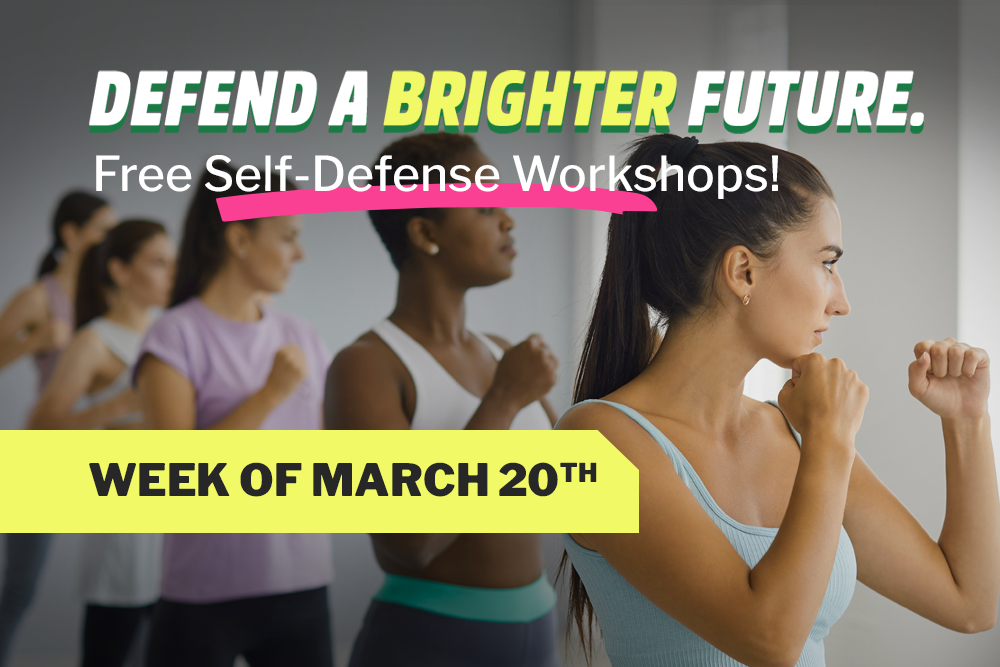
[170,164,257,307]
[561,133,835,659]
[76,220,166,329]
[37,192,109,278]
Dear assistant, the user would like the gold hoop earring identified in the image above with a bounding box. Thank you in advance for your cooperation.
[743,294,750,306]
[427,244,439,256]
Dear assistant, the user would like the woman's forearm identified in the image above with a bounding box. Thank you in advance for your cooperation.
[937,415,1000,627]
[209,386,284,430]
[28,392,134,430]
[0,332,38,371]
[464,386,521,430]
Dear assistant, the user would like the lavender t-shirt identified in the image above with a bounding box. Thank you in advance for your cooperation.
[135,297,333,603]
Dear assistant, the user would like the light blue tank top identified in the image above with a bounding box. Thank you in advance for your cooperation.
[561,399,856,667]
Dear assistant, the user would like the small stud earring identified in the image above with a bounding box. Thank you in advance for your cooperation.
[427,244,439,256]
[743,294,750,306]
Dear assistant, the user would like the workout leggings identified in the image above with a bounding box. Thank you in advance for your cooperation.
[348,600,560,667]
[146,587,333,667]
[82,604,153,667]
[0,533,53,667]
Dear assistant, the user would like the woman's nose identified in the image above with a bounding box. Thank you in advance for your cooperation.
[499,208,515,231]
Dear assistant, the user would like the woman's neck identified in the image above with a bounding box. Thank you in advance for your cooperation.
[50,251,83,298]
[103,295,151,333]
[624,315,764,435]
[199,266,265,322]
[391,264,469,345]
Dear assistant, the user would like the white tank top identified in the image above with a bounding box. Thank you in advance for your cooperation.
[74,317,162,606]
[73,317,143,425]
[372,319,552,430]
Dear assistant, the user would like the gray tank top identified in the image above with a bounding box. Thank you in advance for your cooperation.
[73,317,143,425]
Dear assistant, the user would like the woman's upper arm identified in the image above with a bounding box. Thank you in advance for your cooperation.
[324,339,411,430]
[135,354,197,429]
[28,331,103,426]
[558,404,781,660]
[844,453,970,627]
[0,284,45,338]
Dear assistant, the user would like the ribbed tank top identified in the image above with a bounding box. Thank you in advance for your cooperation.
[372,319,551,430]
[561,399,856,667]
[33,273,73,393]
[73,317,143,425]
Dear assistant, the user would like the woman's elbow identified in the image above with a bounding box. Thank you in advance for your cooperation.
[954,605,998,634]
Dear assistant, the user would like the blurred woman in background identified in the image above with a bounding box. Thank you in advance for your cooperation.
[135,165,333,667]
[29,219,174,666]
[326,134,561,667]
[0,191,116,667]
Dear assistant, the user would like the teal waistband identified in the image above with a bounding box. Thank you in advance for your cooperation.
[373,572,557,623]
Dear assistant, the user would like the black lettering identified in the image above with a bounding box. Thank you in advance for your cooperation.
[276,463,300,496]
[356,462,388,497]
[169,463,196,496]
[139,463,165,497]
[314,463,352,496]
[580,462,597,483]
[560,462,578,482]
[392,463,422,496]
[199,463,229,496]
[529,463,557,496]
[499,463,527,496]
[425,463,454,496]
[459,462,487,497]
[90,462,135,496]
[241,463,272,497]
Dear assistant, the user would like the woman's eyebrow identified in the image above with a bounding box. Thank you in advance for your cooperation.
[821,244,844,258]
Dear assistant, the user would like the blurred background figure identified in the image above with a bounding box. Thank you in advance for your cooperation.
[325,134,561,667]
[135,165,333,667]
[28,219,175,666]
[0,192,117,667]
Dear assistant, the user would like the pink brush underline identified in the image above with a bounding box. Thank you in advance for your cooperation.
[216,183,656,221]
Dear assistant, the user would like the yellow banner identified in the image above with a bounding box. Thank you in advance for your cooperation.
[0,430,638,533]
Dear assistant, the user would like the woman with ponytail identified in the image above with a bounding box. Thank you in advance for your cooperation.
[27,220,173,665]
[0,191,115,667]
[0,192,117,391]
[557,134,999,666]
[29,219,173,430]
[134,164,334,666]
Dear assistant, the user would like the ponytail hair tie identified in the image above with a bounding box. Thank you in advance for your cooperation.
[669,136,700,167]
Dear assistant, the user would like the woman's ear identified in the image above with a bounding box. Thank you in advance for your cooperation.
[224,222,252,260]
[106,257,129,289]
[720,245,757,301]
[59,221,81,252]
[405,215,441,257]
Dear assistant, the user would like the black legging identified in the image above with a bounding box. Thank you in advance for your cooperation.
[0,533,53,667]
[349,600,560,667]
[146,587,333,667]
[82,604,153,667]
